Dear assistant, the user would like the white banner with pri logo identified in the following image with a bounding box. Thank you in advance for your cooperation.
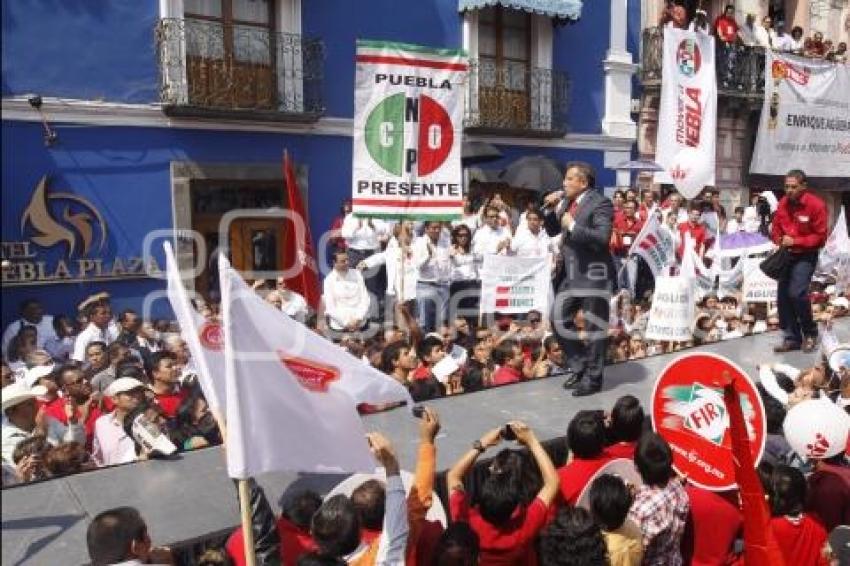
[751,51,850,177]
[479,255,551,315]
[654,29,717,198]
[645,275,695,342]
[628,208,676,277]
[352,40,467,220]
[742,258,777,303]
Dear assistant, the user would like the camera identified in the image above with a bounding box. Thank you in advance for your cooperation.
[28,95,43,110]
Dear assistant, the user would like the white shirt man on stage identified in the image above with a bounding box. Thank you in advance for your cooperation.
[472,205,511,256]
[1,299,56,359]
[322,250,371,332]
[412,221,452,333]
[73,304,119,362]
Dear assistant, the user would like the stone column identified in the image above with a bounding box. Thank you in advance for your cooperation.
[602,0,638,138]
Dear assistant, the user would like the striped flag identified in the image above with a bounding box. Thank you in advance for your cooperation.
[628,208,676,277]
[352,40,467,220]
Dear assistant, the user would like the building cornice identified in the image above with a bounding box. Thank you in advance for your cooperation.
[2,96,635,151]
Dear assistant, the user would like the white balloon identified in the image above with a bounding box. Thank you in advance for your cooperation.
[668,147,712,199]
[783,398,850,460]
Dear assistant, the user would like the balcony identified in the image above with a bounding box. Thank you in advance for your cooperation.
[640,26,765,99]
[156,18,324,121]
[464,59,570,137]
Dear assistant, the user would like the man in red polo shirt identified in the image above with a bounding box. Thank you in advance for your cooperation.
[559,411,614,505]
[713,5,739,44]
[46,366,103,449]
[491,339,526,386]
[148,351,187,419]
[770,169,827,353]
[638,189,656,222]
[677,202,707,261]
[611,200,644,258]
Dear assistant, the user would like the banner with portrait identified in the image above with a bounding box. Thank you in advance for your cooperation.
[750,51,850,177]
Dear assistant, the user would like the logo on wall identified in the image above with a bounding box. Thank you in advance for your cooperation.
[21,175,107,257]
[2,176,160,285]
[365,92,453,176]
[676,39,701,77]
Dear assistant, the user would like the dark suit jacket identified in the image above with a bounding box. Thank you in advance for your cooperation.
[544,189,615,291]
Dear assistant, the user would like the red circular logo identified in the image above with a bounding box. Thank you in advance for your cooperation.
[651,353,766,491]
[199,322,223,351]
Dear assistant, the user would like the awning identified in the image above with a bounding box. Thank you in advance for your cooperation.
[458,0,582,20]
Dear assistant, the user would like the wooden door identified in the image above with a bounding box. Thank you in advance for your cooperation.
[228,218,285,281]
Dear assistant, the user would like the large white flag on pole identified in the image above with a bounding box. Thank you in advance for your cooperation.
[219,254,413,479]
[164,242,226,414]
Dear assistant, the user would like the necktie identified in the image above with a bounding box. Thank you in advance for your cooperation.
[568,198,578,216]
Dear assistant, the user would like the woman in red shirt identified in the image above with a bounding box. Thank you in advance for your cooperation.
[767,465,830,566]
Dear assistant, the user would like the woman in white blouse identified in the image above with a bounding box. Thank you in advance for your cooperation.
[448,224,480,331]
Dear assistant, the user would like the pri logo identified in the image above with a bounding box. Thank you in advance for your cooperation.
[771,59,810,85]
[198,322,224,351]
[670,165,689,181]
[21,175,107,257]
[279,354,340,393]
[365,92,453,176]
[682,384,729,445]
[806,432,830,459]
[676,39,702,77]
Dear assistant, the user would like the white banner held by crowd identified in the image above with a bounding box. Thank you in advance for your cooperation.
[352,40,467,220]
[742,259,778,303]
[629,209,676,277]
[818,207,849,274]
[654,29,717,198]
[645,275,695,342]
[164,242,226,414]
[751,51,850,177]
[479,255,550,315]
[219,254,413,479]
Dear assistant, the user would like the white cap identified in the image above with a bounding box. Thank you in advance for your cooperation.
[2,382,48,412]
[22,364,55,388]
[104,377,147,397]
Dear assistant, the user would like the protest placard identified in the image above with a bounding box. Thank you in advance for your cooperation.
[651,353,766,491]
[479,255,550,315]
[742,259,777,303]
[645,275,694,342]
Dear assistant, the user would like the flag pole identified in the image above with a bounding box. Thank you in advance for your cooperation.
[238,479,258,566]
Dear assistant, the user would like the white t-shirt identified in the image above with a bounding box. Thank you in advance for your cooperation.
[322,269,371,329]
[472,224,511,256]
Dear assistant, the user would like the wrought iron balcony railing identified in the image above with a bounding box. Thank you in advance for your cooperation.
[464,59,570,137]
[640,26,765,98]
[156,18,324,119]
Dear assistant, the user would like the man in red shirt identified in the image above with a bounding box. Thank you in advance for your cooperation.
[148,352,187,419]
[46,366,103,449]
[559,411,614,505]
[611,200,644,258]
[491,339,525,386]
[713,5,739,43]
[770,169,827,353]
[447,421,559,566]
[677,202,707,261]
[638,189,656,222]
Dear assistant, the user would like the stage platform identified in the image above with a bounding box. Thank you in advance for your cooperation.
[3,321,847,565]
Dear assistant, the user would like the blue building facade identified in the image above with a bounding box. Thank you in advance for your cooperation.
[1,0,640,325]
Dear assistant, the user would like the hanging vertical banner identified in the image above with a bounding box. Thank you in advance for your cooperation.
[750,51,850,177]
[352,40,467,220]
[654,29,717,199]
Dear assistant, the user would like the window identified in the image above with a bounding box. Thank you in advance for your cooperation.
[183,0,276,109]
[477,6,533,128]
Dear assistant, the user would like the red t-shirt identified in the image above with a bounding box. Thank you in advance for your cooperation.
[410,365,433,381]
[449,489,548,566]
[557,450,614,505]
[769,514,829,566]
[681,485,743,566]
[678,221,707,258]
[606,441,637,460]
[226,516,316,566]
[491,365,522,386]
[714,16,739,43]
[611,216,644,255]
[770,191,828,254]
[154,388,188,419]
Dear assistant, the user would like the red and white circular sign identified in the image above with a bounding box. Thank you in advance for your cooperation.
[198,321,223,351]
[650,353,766,491]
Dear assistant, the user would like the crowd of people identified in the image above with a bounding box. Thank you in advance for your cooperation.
[661,3,847,63]
[83,388,848,565]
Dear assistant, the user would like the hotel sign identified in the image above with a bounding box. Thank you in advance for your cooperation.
[1,176,161,285]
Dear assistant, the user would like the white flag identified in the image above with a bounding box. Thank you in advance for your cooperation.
[164,242,226,413]
[629,209,676,277]
[219,254,412,479]
[818,207,849,274]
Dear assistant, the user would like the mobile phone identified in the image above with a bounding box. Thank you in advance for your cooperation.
[412,405,425,419]
[500,424,516,441]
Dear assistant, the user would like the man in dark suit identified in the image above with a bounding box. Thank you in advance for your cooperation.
[543,162,615,396]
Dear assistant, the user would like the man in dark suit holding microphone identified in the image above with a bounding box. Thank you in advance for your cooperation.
[543,162,615,397]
